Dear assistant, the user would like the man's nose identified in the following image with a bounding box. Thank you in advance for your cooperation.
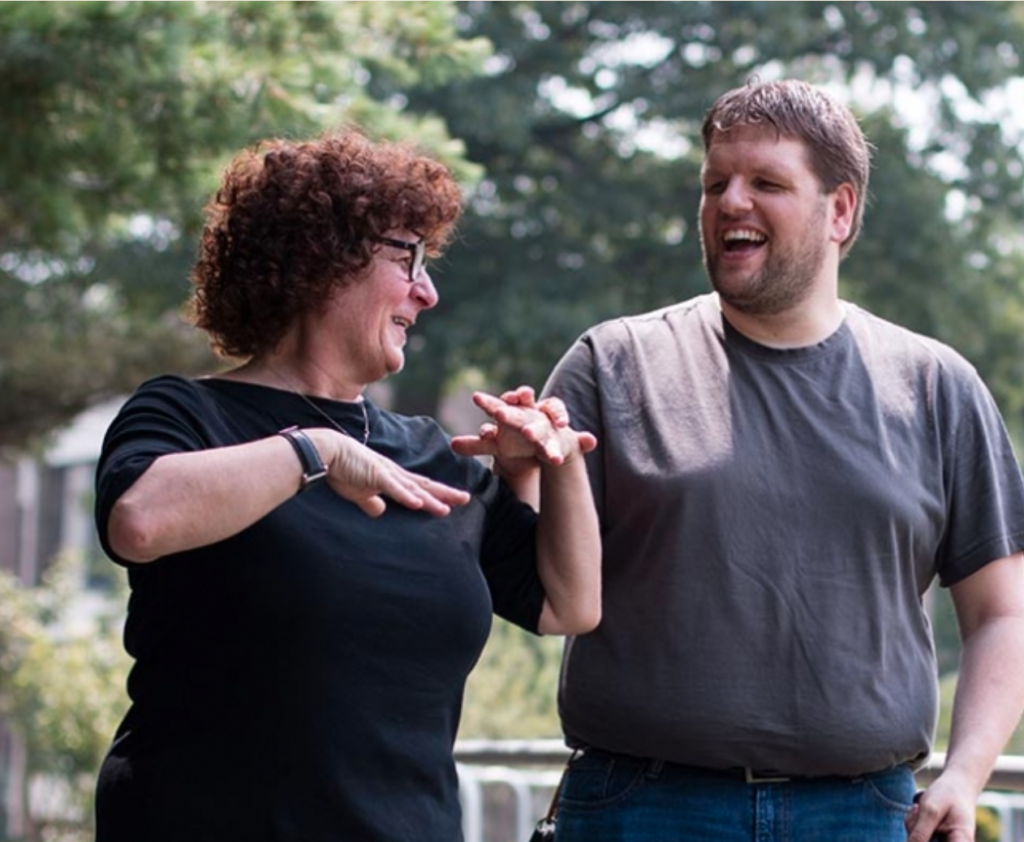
[718,179,754,215]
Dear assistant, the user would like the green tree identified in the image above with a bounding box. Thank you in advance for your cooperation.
[0,556,130,841]
[395,1,1024,440]
[0,0,488,452]
[460,618,564,738]
[447,0,1024,743]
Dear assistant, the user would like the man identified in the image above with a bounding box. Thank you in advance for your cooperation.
[541,79,1024,842]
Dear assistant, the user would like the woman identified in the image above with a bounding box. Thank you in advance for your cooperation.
[93,129,600,842]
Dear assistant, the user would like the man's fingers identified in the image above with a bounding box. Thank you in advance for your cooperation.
[538,396,570,427]
[472,393,523,426]
[498,385,536,406]
[464,388,597,467]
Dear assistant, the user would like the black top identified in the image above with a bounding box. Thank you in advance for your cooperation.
[94,376,545,842]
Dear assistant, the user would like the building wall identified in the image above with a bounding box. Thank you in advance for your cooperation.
[0,463,20,579]
[0,399,123,839]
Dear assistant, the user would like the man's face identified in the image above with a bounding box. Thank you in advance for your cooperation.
[699,126,839,317]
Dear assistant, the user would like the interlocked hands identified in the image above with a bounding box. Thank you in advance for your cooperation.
[310,387,594,519]
[449,386,597,477]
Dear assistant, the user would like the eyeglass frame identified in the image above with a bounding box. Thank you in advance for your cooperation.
[375,236,427,283]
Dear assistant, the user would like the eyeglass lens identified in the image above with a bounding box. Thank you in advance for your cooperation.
[377,237,426,283]
[410,241,425,282]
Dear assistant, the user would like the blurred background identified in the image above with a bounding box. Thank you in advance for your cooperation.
[2,2,1024,839]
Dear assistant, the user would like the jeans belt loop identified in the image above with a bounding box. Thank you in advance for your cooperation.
[645,758,665,780]
[744,768,792,784]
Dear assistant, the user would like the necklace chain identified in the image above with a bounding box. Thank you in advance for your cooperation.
[293,389,371,446]
[268,367,370,445]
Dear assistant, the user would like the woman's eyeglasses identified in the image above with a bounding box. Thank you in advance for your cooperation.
[375,236,426,283]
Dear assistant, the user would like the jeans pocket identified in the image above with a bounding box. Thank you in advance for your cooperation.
[861,766,916,813]
[560,750,649,810]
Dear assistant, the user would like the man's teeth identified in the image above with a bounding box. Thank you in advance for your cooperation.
[723,229,766,243]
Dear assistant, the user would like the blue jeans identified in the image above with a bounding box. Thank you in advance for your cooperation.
[554,748,917,842]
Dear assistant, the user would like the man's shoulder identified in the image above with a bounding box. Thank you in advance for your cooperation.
[844,302,978,377]
[585,293,715,344]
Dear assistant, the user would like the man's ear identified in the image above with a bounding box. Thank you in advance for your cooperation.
[830,183,857,245]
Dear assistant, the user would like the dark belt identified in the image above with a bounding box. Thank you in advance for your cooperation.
[736,768,798,784]
[579,747,882,785]
[679,762,895,785]
[671,762,807,784]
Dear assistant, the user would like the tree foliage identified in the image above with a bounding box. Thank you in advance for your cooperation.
[440,0,1024,748]
[0,556,130,840]
[396,1,1024,441]
[0,1,486,256]
[5,2,1024,445]
[0,1,488,452]
[460,618,564,739]
[4,0,1024,778]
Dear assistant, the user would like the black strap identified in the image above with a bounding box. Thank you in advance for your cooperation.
[530,749,581,840]
[278,426,328,492]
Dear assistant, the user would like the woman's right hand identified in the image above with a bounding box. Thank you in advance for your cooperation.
[307,428,470,518]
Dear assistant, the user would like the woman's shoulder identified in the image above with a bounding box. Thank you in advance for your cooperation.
[372,408,454,457]
[374,407,489,487]
[110,374,253,445]
[131,373,208,400]
[119,374,229,419]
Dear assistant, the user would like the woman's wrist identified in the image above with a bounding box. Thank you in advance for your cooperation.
[492,454,540,481]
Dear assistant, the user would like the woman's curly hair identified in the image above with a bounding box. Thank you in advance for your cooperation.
[187,128,463,359]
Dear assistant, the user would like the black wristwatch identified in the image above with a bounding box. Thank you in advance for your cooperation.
[278,426,328,492]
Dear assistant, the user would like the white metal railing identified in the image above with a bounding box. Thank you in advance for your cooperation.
[458,764,561,842]
[455,741,1024,842]
[978,792,1024,842]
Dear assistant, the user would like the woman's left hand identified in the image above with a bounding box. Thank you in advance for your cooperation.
[450,386,596,478]
[454,386,602,635]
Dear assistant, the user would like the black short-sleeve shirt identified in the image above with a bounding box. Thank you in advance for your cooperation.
[94,376,544,842]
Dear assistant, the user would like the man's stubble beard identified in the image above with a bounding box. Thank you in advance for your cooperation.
[701,201,829,317]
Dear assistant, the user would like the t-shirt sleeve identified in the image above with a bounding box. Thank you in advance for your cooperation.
[94,376,216,566]
[542,334,607,523]
[474,470,546,634]
[935,365,1024,586]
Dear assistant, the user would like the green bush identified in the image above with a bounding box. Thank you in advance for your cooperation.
[0,555,130,840]
[976,805,1000,842]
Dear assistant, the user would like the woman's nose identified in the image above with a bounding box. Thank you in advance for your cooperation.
[411,268,439,309]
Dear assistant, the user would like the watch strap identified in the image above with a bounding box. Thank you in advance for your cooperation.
[278,426,328,492]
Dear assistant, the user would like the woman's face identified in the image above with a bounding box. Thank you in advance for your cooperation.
[323,231,439,388]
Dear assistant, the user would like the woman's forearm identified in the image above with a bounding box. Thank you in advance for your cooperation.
[106,434,312,562]
[535,455,602,635]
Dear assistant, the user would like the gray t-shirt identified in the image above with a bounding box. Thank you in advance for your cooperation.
[543,293,1024,777]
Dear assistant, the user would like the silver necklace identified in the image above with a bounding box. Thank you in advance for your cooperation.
[269,367,371,445]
